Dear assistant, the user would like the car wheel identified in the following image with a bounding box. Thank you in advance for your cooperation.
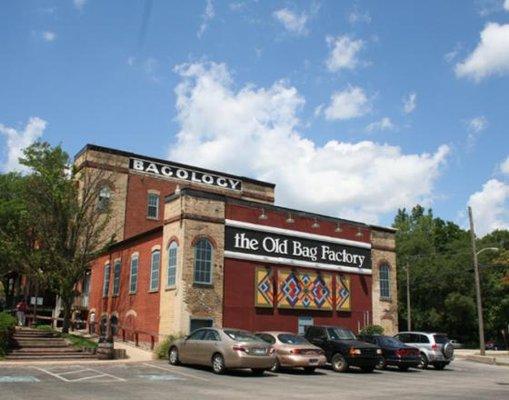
[419,353,429,370]
[251,368,266,376]
[398,366,409,372]
[270,358,280,372]
[168,347,180,366]
[432,362,446,370]
[303,367,316,374]
[331,353,348,373]
[376,357,387,370]
[212,353,226,375]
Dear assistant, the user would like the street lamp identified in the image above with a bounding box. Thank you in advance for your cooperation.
[468,206,499,356]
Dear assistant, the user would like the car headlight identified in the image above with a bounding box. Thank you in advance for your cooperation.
[376,349,382,355]
[349,348,362,355]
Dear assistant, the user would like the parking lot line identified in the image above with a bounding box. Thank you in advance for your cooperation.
[142,363,210,382]
[30,366,126,383]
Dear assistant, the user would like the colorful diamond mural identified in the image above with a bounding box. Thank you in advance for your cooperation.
[336,274,351,312]
[277,269,333,310]
[254,267,274,308]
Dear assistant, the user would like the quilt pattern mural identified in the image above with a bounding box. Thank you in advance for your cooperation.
[277,269,333,310]
[336,274,351,312]
[254,267,274,307]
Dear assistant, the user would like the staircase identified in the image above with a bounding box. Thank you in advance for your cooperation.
[5,327,97,360]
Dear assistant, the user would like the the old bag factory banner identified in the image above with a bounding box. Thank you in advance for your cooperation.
[225,226,372,271]
[130,158,242,191]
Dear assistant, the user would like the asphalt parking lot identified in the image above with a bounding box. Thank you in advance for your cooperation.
[0,359,508,400]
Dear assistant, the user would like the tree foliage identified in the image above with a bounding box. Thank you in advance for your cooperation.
[394,205,509,345]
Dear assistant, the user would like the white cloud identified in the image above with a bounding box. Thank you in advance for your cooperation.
[322,86,371,121]
[273,8,308,36]
[468,179,509,236]
[325,35,364,72]
[403,92,417,114]
[73,0,87,10]
[455,23,509,82]
[365,117,395,133]
[505,0,509,11]
[500,156,509,174]
[465,116,488,149]
[0,117,47,173]
[197,0,215,38]
[348,7,371,24]
[168,61,450,223]
[42,31,56,42]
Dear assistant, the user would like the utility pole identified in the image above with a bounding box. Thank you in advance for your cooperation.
[406,263,411,331]
[468,206,485,356]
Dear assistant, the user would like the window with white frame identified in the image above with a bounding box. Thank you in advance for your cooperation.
[194,238,213,284]
[129,254,139,293]
[97,186,111,212]
[112,259,121,296]
[167,242,178,288]
[103,263,111,297]
[149,250,160,291]
[380,264,391,299]
[147,193,159,219]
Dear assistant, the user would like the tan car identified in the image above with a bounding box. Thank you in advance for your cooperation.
[168,328,276,375]
[255,331,326,373]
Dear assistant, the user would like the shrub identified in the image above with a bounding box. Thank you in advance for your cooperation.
[154,335,181,359]
[0,312,17,357]
[360,324,384,336]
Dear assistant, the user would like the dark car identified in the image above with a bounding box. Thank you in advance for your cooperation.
[304,325,382,372]
[358,335,420,371]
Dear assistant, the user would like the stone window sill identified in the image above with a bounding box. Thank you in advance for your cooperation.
[380,297,392,303]
[193,282,213,288]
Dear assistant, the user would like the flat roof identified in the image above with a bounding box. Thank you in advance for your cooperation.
[74,143,276,189]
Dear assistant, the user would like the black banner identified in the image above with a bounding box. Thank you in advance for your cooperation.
[225,226,371,270]
[129,158,242,191]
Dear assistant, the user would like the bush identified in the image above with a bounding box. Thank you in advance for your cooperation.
[154,335,181,359]
[360,324,384,336]
[0,312,17,357]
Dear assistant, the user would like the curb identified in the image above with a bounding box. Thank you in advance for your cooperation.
[457,354,509,367]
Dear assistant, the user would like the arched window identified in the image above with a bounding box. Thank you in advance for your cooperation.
[102,264,111,297]
[194,238,213,284]
[129,254,139,293]
[380,264,391,299]
[97,186,111,211]
[112,259,121,296]
[149,250,160,291]
[167,242,178,288]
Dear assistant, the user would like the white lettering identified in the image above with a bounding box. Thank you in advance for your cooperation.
[145,163,159,174]
[202,174,214,185]
[176,169,189,179]
[160,166,173,177]
[217,177,228,187]
[262,237,288,254]
[234,233,258,250]
[228,179,240,190]
[132,159,145,171]
[191,172,201,183]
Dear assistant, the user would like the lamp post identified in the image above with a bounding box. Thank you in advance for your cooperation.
[406,263,411,331]
[467,206,499,356]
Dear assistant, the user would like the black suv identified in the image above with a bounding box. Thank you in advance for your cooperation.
[305,325,381,372]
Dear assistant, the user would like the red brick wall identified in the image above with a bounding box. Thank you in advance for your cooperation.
[223,259,372,334]
[88,229,163,343]
[123,174,177,239]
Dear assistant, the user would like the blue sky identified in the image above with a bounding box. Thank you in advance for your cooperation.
[1,0,508,234]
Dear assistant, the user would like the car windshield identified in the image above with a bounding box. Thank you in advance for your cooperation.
[224,330,264,343]
[434,334,449,344]
[327,327,356,340]
[278,334,309,345]
[379,337,404,347]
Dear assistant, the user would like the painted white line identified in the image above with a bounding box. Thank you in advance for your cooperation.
[142,363,210,382]
[30,367,125,382]
[84,369,126,382]
[0,376,40,383]
[31,367,71,382]
[57,369,91,376]
[71,374,111,382]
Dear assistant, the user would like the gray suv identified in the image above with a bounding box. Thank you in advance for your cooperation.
[394,332,454,370]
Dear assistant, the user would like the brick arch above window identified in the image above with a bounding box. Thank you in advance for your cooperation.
[125,309,138,318]
[191,234,217,249]
[151,244,162,252]
[166,236,180,248]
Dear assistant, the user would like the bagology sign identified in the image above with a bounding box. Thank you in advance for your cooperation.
[129,158,242,191]
[225,226,372,272]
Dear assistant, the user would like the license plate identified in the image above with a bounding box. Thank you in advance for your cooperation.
[308,359,319,365]
[252,348,266,355]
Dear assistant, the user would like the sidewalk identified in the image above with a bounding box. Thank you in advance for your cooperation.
[1,329,156,366]
[455,349,509,366]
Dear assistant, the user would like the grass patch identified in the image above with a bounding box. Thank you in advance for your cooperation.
[154,335,182,359]
[0,312,17,358]
[34,325,97,350]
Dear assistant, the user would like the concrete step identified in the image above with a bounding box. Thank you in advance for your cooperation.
[11,341,69,348]
[9,347,85,353]
[5,353,97,360]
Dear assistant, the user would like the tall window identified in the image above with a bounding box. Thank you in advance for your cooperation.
[380,264,391,299]
[103,263,111,297]
[147,193,159,219]
[112,259,121,296]
[129,254,139,293]
[194,238,213,284]
[97,186,111,212]
[167,242,178,288]
[149,250,160,291]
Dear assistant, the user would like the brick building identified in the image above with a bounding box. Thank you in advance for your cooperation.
[79,144,398,344]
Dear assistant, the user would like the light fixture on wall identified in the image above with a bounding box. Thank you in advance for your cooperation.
[311,218,320,229]
[286,213,295,224]
[356,227,363,237]
[334,222,343,232]
[174,184,181,194]
[259,208,268,220]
